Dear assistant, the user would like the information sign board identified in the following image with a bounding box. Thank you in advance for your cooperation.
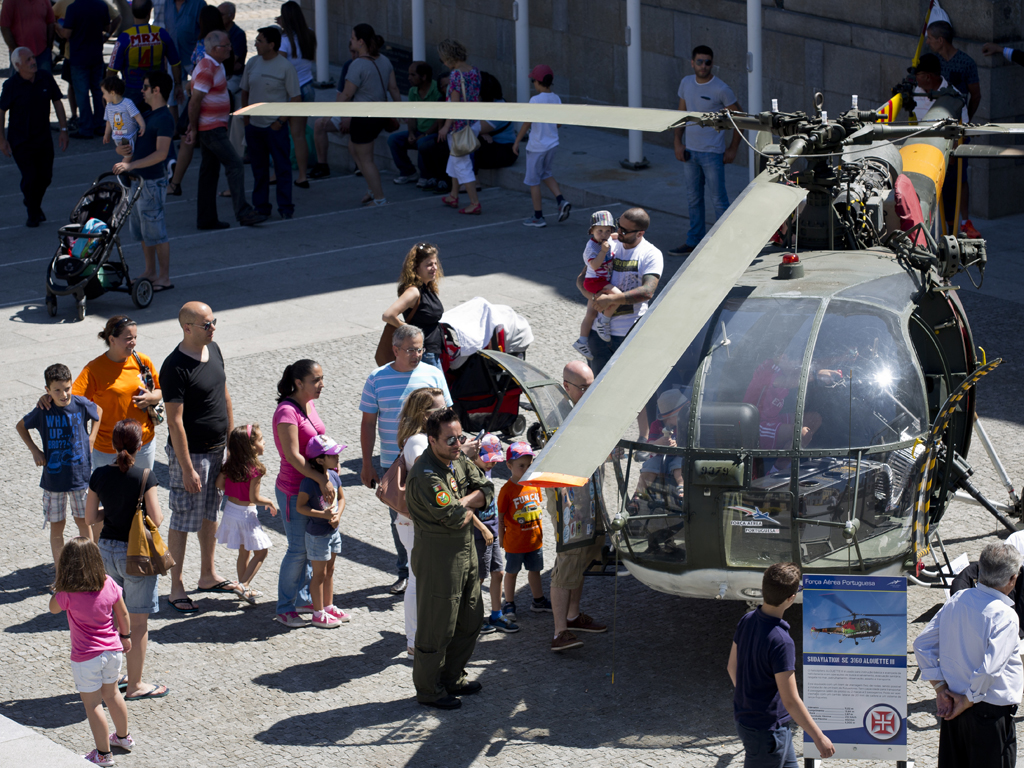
[802,574,907,761]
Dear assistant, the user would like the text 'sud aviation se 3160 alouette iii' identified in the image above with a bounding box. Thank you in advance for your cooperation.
[240,28,1024,604]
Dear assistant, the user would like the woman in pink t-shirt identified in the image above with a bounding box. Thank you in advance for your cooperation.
[272,359,334,627]
[50,538,134,765]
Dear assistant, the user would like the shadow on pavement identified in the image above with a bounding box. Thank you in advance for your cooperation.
[253,631,404,693]
[1,692,86,730]
[0,563,56,606]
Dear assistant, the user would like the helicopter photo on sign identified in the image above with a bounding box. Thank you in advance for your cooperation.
[802,574,908,760]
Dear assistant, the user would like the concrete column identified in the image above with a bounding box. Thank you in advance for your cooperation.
[314,0,332,85]
[412,0,425,61]
[513,0,529,103]
[622,0,647,169]
[746,0,762,180]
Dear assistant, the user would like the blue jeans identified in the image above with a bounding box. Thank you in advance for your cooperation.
[35,47,52,73]
[586,332,625,376]
[683,149,730,247]
[245,123,293,217]
[421,352,443,371]
[275,488,312,614]
[735,722,798,768]
[70,61,105,136]
[387,130,438,177]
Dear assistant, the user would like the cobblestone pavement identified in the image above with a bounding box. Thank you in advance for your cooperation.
[3,12,1024,767]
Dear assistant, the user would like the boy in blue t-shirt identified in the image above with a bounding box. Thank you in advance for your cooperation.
[727,563,834,766]
[15,363,101,567]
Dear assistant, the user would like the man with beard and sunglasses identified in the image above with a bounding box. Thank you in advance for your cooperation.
[405,407,493,710]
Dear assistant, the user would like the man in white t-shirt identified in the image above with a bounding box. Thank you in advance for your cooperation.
[575,207,663,380]
[913,53,968,123]
[668,45,742,258]
[513,64,571,227]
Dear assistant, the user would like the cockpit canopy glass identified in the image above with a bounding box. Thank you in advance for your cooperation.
[660,295,928,452]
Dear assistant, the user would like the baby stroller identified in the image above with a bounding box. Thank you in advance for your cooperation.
[45,172,152,321]
[440,297,534,440]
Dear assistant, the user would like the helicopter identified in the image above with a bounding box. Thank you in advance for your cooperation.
[238,44,1024,604]
[809,594,904,645]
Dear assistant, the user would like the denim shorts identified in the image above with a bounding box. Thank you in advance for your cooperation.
[305,528,343,561]
[98,538,160,614]
[128,177,169,246]
[475,535,504,575]
[504,547,543,574]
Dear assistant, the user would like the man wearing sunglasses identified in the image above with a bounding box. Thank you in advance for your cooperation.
[574,207,662,382]
[406,407,493,710]
[159,301,240,612]
[668,45,742,258]
[112,70,175,290]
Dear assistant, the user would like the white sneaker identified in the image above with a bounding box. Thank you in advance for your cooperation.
[109,732,135,752]
[595,314,612,342]
[523,216,547,228]
[572,338,594,360]
[275,611,311,628]
[393,174,418,185]
[558,199,572,222]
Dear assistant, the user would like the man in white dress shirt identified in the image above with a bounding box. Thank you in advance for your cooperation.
[914,542,1023,767]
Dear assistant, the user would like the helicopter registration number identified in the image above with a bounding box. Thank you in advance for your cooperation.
[692,460,745,487]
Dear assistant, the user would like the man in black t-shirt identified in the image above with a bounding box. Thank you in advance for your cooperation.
[113,69,175,290]
[0,47,69,226]
[159,301,239,613]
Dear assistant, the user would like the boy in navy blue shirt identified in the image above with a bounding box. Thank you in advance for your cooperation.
[16,363,101,567]
[727,563,834,767]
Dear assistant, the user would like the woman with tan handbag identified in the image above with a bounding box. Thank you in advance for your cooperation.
[392,387,446,657]
[86,419,169,701]
[382,243,445,371]
[437,39,483,215]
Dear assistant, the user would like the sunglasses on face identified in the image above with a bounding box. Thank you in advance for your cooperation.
[694,58,712,66]
[188,319,217,331]
[617,224,643,235]
[444,434,468,446]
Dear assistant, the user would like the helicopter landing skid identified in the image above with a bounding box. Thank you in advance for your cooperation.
[949,417,1022,531]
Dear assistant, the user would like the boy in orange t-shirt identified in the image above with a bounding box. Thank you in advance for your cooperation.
[497,442,551,622]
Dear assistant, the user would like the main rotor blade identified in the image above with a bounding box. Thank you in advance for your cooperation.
[953,144,1024,158]
[523,174,807,488]
[821,593,855,615]
[237,101,706,133]
[964,123,1024,136]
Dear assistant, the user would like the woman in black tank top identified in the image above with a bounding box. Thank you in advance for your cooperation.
[382,243,445,370]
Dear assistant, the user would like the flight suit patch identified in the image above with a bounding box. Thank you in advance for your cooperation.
[436,490,451,506]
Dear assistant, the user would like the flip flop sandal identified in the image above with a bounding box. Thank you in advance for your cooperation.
[117,675,128,692]
[458,204,482,215]
[241,587,262,605]
[361,190,374,204]
[196,580,242,596]
[167,597,198,613]
[441,196,459,209]
[125,684,169,701]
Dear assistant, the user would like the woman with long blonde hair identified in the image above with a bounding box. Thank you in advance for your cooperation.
[394,386,446,657]
[382,243,445,370]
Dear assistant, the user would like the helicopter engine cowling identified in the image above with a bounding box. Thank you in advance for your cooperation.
[835,143,904,243]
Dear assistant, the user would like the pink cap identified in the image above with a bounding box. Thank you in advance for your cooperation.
[506,441,536,462]
[529,64,553,82]
[306,434,347,457]
[478,434,504,462]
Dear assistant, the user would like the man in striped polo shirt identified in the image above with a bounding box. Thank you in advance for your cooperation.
[360,323,452,593]
[185,29,264,229]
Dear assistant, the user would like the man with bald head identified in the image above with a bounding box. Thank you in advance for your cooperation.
[0,47,69,226]
[186,29,265,229]
[159,302,239,612]
[548,360,609,652]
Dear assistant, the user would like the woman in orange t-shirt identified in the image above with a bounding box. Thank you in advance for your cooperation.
[73,316,163,470]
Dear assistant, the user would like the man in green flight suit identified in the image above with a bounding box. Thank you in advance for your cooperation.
[406,406,493,710]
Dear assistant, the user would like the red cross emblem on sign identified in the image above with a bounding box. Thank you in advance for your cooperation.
[871,711,895,734]
[864,704,901,740]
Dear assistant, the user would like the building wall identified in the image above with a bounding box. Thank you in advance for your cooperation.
[303,0,1024,218]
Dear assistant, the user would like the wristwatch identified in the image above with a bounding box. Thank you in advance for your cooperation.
[119,632,131,639]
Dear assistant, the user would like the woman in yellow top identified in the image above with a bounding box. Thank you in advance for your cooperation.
[73,316,163,470]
